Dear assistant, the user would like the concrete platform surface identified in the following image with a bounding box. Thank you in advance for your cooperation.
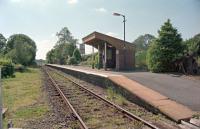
[48,64,196,122]
[121,72,200,111]
[108,75,194,122]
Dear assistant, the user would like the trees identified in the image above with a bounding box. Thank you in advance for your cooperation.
[133,34,155,51]
[46,27,81,65]
[5,34,37,66]
[56,27,78,45]
[133,34,155,69]
[185,34,200,55]
[147,19,184,72]
[0,33,6,54]
[46,49,56,64]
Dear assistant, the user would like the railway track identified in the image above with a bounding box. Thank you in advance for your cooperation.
[180,120,200,129]
[44,66,160,129]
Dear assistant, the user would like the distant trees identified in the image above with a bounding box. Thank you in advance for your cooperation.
[133,34,155,69]
[0,33,37,66]
[184,34,200,56]
[5,34,37,66]
[0,33,6,54]
[132,19,199,74]
[46,49,56,64]
[134,34,155,51]
[0,33,36,77]
[56,27,78,44]
[147,19,184,72]
[46,27,81,65]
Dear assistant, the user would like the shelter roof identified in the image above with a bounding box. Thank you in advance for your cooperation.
[82,31,135,49]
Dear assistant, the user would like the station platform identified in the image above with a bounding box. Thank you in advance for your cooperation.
[46,64,197,122]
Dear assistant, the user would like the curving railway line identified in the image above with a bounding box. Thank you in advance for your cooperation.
[43,66,160,129]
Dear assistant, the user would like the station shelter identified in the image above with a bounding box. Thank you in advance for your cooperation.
[82,32,135,70]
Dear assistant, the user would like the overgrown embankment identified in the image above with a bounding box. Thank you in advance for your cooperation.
[3,68,48,128]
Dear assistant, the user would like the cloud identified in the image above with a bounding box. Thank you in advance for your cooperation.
[36,37,57,59]
[67,0,78,4]
[10,0,22,3]
[106,32,118,38]
[95,7,107,13]
[9,0,51,7]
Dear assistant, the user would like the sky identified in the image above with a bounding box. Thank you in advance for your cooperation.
[0,0,200,59]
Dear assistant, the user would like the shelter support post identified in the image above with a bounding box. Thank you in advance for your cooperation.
[92,46,94,69]
[104,42,107,70]
[98,45,100,70]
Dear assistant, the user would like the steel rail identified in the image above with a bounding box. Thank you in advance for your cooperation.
[45,68,88,129]
[50,67,160,129]
[181,120,200,129]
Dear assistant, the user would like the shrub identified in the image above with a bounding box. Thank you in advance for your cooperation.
[73,48,81,63]
[79,53,97,67]
[94,54,103,69]
[81,54,92,62]
[67,56,78,65]
[135,51,147,70]
[147,41,168,72]
[14,64,26,72]
[0,58,14,78]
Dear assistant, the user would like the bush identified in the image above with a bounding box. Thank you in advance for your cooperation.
[135,51,147,70]
[14,64,26,72]
[81,54,92,62]
[79,53,97,67]
[147,41,168,72]
[0,58,14,78]
[73,48,81,63]
[67,56,78,65]
[94,54,103,69]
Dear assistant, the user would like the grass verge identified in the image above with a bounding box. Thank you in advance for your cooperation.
[2,68,48,128]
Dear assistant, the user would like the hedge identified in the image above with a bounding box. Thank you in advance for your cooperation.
[0,59,15,78]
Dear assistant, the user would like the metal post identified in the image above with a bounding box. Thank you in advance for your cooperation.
[104,42,107,70]
[0,68,2,129]
[123,15,126,69]
[113,12,127,70]
[123,15,126,44]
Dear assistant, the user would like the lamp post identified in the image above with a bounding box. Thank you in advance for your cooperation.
[113,12,126,69]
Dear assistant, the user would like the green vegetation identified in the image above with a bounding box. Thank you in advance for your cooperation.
[133,34,155,70]
[0,34,6,55]
[106,87,128,106]
[185,34,200,55]
[147,19,184,72]
[4,34,37,66]
[132,20,200,73]
[14,64,26,72]
[184,33,200,66]
[3,68,48,127]
[73,48,82,63]
[46,27,82,65]
[0,58,14,78]
[80,53,96,67]
[67,56,78,65]
[0,33,37,78]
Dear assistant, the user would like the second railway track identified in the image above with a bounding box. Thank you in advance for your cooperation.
[44,66,160,129]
